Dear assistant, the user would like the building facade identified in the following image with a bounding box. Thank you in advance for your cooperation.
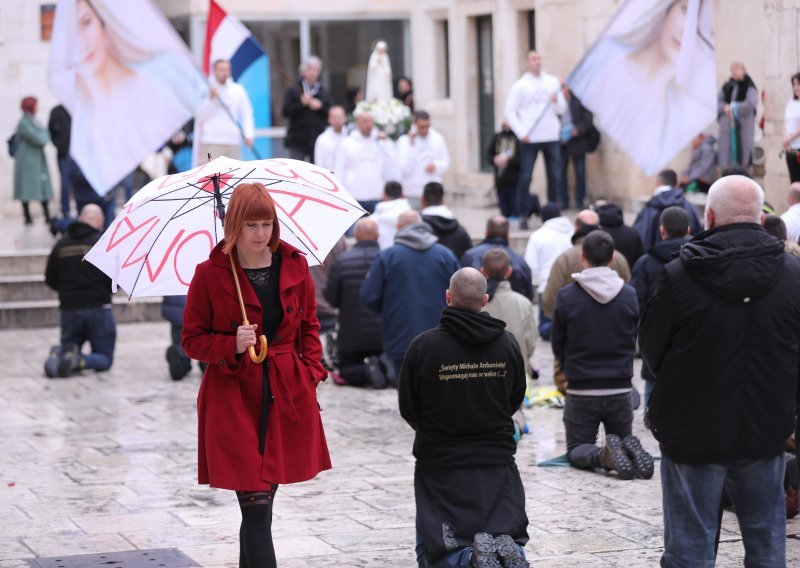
[0,0,797,217]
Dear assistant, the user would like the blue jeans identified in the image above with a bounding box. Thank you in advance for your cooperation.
[537,293,552,340]
[561,151,586,209]
[564,392,633,469]
[60,306,117,371]
[57,157,77,217]
[496,185,519,218]
[515,141,566,213]
[661,453,786,568]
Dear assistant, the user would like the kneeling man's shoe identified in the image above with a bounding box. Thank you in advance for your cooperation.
[495,534,530,567]
[471,533,502,568]
[44,345,62,378]
[622,435,654,479]
[600,434,634,480]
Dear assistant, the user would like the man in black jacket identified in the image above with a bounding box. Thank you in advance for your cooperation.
[420,182,473,260]
[47,104,74,218]
[282,56,331,163]
[594,200,644,268]
[630,207,690,410]
[323,218,384,387]
[461,216,534,300]
[640,175,800,567]
[44,204,116,378]
[399,268,530,568]
[551,231,651,480]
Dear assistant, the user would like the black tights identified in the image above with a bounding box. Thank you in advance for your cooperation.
[237,485,278,568]
[22,201,50,224]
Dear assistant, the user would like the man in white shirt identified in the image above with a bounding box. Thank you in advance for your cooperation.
[396,111,450,208]
[523,203,573,339]
[196,60,255,161]
[780,183,800,242]
[314,106,348,171]
[505,51,567,228]
[334,111,396,213]
[371,181,412,249]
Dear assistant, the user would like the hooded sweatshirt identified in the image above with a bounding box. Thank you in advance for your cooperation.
[421,205,473,260]
[360,223,460,359]
[633,188,703,251]
[398,306,526,468]
[550,266,639,391]
[524,216,574,294]
[596,203,644,268]
[640,223,800,464]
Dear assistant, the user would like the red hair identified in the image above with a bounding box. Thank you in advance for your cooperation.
[223,183,280,254]
[20,96,37,114]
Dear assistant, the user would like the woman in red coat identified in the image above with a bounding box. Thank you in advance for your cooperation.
[182,182,331,567]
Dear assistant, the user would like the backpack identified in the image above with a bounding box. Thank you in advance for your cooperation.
[7,134,17,157]
[586,126,601,153]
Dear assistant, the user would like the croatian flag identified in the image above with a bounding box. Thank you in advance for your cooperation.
[204,0,271,159]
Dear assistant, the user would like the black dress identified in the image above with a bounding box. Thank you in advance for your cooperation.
[243,252,283,454]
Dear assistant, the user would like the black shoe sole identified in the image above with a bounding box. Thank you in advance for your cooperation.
[495,534,530,568]
[623,435,654,479]
[605,434,634,480]
[472,533,501,568]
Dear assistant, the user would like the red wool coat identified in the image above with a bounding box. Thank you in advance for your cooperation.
[182,240,331,490]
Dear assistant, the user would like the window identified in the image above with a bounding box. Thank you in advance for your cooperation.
[528,10,536,51]
[436,19,451,98]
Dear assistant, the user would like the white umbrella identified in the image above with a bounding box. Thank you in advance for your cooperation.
[85,156,366,298]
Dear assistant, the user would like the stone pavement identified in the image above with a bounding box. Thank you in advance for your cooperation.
[1,321,799,567]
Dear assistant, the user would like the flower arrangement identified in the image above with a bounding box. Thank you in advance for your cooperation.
[353,98,412,140]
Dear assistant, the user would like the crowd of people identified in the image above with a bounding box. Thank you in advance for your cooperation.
[18,45,800,568]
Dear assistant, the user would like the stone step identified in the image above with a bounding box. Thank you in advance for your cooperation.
[0,275,55,303]
[0,250,50,276]
[0,296,163,329]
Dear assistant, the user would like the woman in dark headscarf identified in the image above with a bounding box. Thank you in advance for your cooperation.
[717,61,758,168]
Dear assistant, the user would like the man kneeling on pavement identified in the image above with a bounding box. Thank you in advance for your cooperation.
[399,267,530,568]
[551,230,653,480]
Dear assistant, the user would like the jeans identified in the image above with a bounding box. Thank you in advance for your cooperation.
[60,306,117,371]
[496,185,518,218]
[660,453,786,568]
[57,157,77,217]
[786,151,800,184]
[561,151,586,209]
[357,200,380,214]
[515,141,566,214]
[537,293,552,340]
[563,392,633,469]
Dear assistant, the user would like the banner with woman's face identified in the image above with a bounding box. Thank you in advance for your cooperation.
[567,0,715,175]
[48,0,208,195]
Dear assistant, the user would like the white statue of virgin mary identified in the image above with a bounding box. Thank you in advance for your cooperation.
[365,40,393,103]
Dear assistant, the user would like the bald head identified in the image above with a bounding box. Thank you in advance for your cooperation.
[397,209,422,230]
[446,268,488,312]
[575,209,599,231]
[705,175,764,230]
[486,215,509,239]
[354,217,378,241]
[789,183,800,205]
[79,204,105,230]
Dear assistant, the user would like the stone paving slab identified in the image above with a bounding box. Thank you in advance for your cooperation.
[1,321,799,567]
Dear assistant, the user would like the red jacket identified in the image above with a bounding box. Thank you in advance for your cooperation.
[183,240,331,489]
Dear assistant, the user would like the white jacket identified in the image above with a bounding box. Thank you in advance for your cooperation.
[504,71,566,143]
[371,198,412,249]
[781,203,800,243]
[395,128,450,198]
[314,127,348,171]
[524,216,574,294]
[334,130,396,202]
[196,77,254,145]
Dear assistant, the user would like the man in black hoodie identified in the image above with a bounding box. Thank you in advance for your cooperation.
[44,204,116,378]
[399,268,530,568]
[640,175,800,567]
[594,200,643,268]
[421,182,474,260]
[633,170,703,252]
[630,207,690,410]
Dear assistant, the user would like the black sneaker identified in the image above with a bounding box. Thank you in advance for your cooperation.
[471,533,501,568]
[600,434,634,480]
[44,345,62,378]
[57,344,77,378]
[495,534,530,568]
[364,355,387,389]
[166,345,190,381]
[622,435,654,479]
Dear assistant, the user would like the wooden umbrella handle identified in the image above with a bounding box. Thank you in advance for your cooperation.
[229,254,268,364]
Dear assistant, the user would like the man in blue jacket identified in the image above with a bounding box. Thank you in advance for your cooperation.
[360,210,460,386]
[551,231,652,480]
[633,170,702,251]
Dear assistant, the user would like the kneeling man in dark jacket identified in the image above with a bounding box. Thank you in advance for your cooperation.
[551,231,653,480]
[399,267,530,568]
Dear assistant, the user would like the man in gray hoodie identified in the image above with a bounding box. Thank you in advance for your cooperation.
[550,230,653,480]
